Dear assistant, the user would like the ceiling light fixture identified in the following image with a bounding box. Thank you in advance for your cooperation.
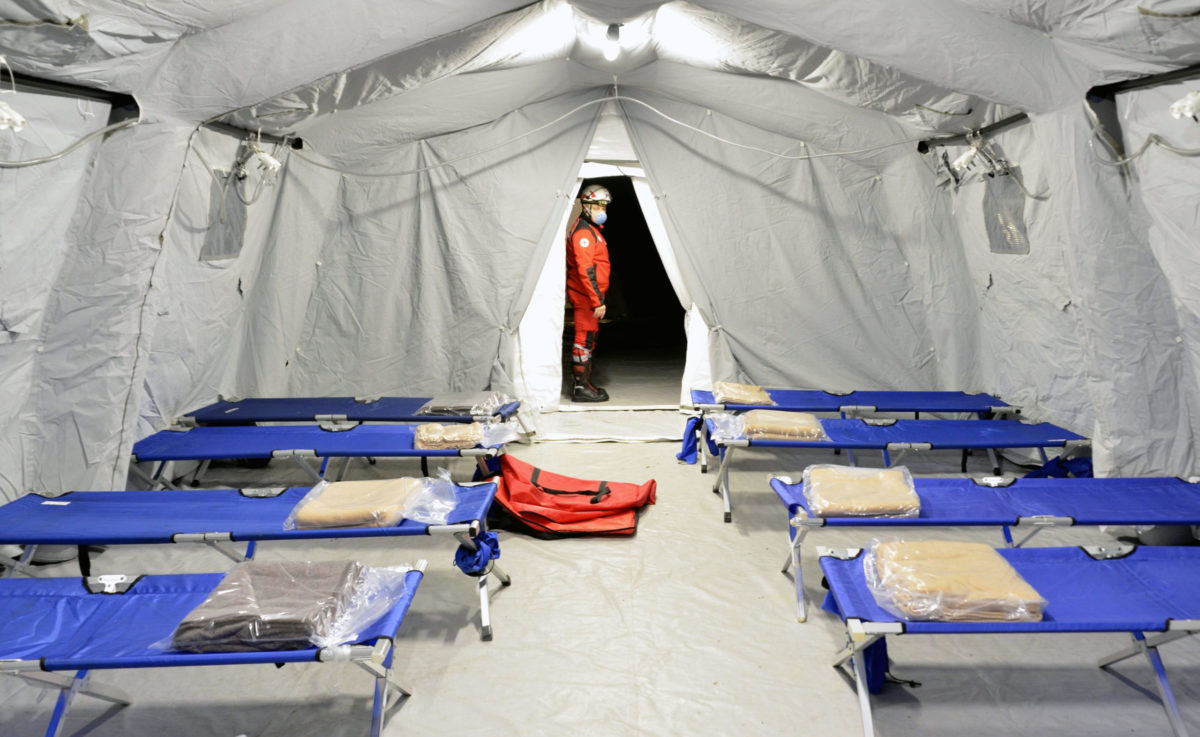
[603,23,621,61]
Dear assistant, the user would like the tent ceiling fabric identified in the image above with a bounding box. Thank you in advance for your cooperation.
[1,0,1200,497]
[7,0,1197,132]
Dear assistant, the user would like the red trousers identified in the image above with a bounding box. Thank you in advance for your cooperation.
[571,301,599,368]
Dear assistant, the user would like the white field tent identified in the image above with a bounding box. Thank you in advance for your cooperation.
[3,1,1200,495]
[7,4,1200,737]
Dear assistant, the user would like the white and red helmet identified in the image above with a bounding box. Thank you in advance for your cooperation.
[579,184,612,204]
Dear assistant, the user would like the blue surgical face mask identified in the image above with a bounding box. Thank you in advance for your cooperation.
[592,211,608,225]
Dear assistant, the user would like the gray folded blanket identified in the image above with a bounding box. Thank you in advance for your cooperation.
[171,560,367,653]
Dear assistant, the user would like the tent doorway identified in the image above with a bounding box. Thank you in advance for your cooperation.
[562,175,686,406]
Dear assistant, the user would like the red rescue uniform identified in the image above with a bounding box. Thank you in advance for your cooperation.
[566,217,610,365]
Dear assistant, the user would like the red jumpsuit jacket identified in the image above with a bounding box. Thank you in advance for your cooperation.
[566,217,610,310]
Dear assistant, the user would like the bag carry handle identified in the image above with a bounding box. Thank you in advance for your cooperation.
[530,469,612,504]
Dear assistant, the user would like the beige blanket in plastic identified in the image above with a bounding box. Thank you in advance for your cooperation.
[804,466,919,517]
[742,410,825,440]
[873,540,1045,621]
[713,381,775,405]
[414,422,482,450]
[294,477,424,528]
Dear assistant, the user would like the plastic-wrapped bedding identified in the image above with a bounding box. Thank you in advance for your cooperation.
[416,391,512,417]
[170,560,413,652]
[287,477,424,529]
[865,540,1045,622]
[802,465,919,517]
[712,381,774,405]
[414,422,483,450]
[742,410,826,440]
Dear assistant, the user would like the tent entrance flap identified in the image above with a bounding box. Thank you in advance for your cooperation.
[516,162,704,413]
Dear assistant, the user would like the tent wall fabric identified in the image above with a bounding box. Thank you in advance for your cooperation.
[11,116,194,499]
[0,92,112,498]
[1,0,1200,499]
[621,80,979,395]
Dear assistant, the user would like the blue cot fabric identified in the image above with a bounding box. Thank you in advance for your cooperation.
[131,424,501,462]
[0,569,423,671]
[690,388,1007,413]
[185,397,521,425]
[747,418,1082,450]
[0,483,498,546]
[454,531,501,576]
[770,476,1200,528]
[819,546,1200,634]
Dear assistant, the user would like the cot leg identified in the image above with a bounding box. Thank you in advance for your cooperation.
[1139,632,1191,737]
[988,448,1001,475]
[421,456,430,476]
[131,460,180,491]
[186,459,211,486]
[960,449,968,473]
[1098,631,1190,669]
[2,545,36,578]
[335,456,354,481]
[33,670,131,737]
[491,562,512,587]
[790,529,809,622]
[369,669,411,737]
[478,573,496,641]
[698,418,709,473]
[476,563,512,640]
[1100,632,1193,737]
[287,456,324,484]
[841,645,878,737]
[713,447,735,522]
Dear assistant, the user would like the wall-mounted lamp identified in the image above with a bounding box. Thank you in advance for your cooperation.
[603,23,621,61]
[1169,90,1200,122]
[0,100,25,132]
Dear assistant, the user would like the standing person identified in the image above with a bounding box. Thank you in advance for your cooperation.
[566,184,612,402]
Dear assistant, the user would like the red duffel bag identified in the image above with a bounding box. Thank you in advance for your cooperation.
[491,455,656,537]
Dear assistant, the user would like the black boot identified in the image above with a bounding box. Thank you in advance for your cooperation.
[572,364,608,402]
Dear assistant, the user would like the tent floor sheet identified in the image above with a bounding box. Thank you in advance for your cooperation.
[4,442,1199,737]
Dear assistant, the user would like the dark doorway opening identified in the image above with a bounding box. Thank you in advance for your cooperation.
[563,176,686,404]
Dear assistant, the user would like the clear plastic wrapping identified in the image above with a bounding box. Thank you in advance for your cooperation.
[416,391,514,417]
[741,410,826,440]
[400,469,460,525]
[707,412,745,443]
[712,381,775,405]
[802,464,920,517]
[169,560,414,652]
[285,477,425,529]
[863,540,1045,622]
[479,421,521,447]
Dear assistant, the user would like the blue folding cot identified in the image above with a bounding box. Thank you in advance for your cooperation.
[182,395,521,426]
[130,423,505,488]
[710,417,1088,521]
[819,544,1200,737]
[685,389,1016,471]
[0,482,509,639]
[770,475,1200,620]
[0,564,425,737]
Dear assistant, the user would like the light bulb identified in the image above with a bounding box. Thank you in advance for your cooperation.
[603,23,620,61]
